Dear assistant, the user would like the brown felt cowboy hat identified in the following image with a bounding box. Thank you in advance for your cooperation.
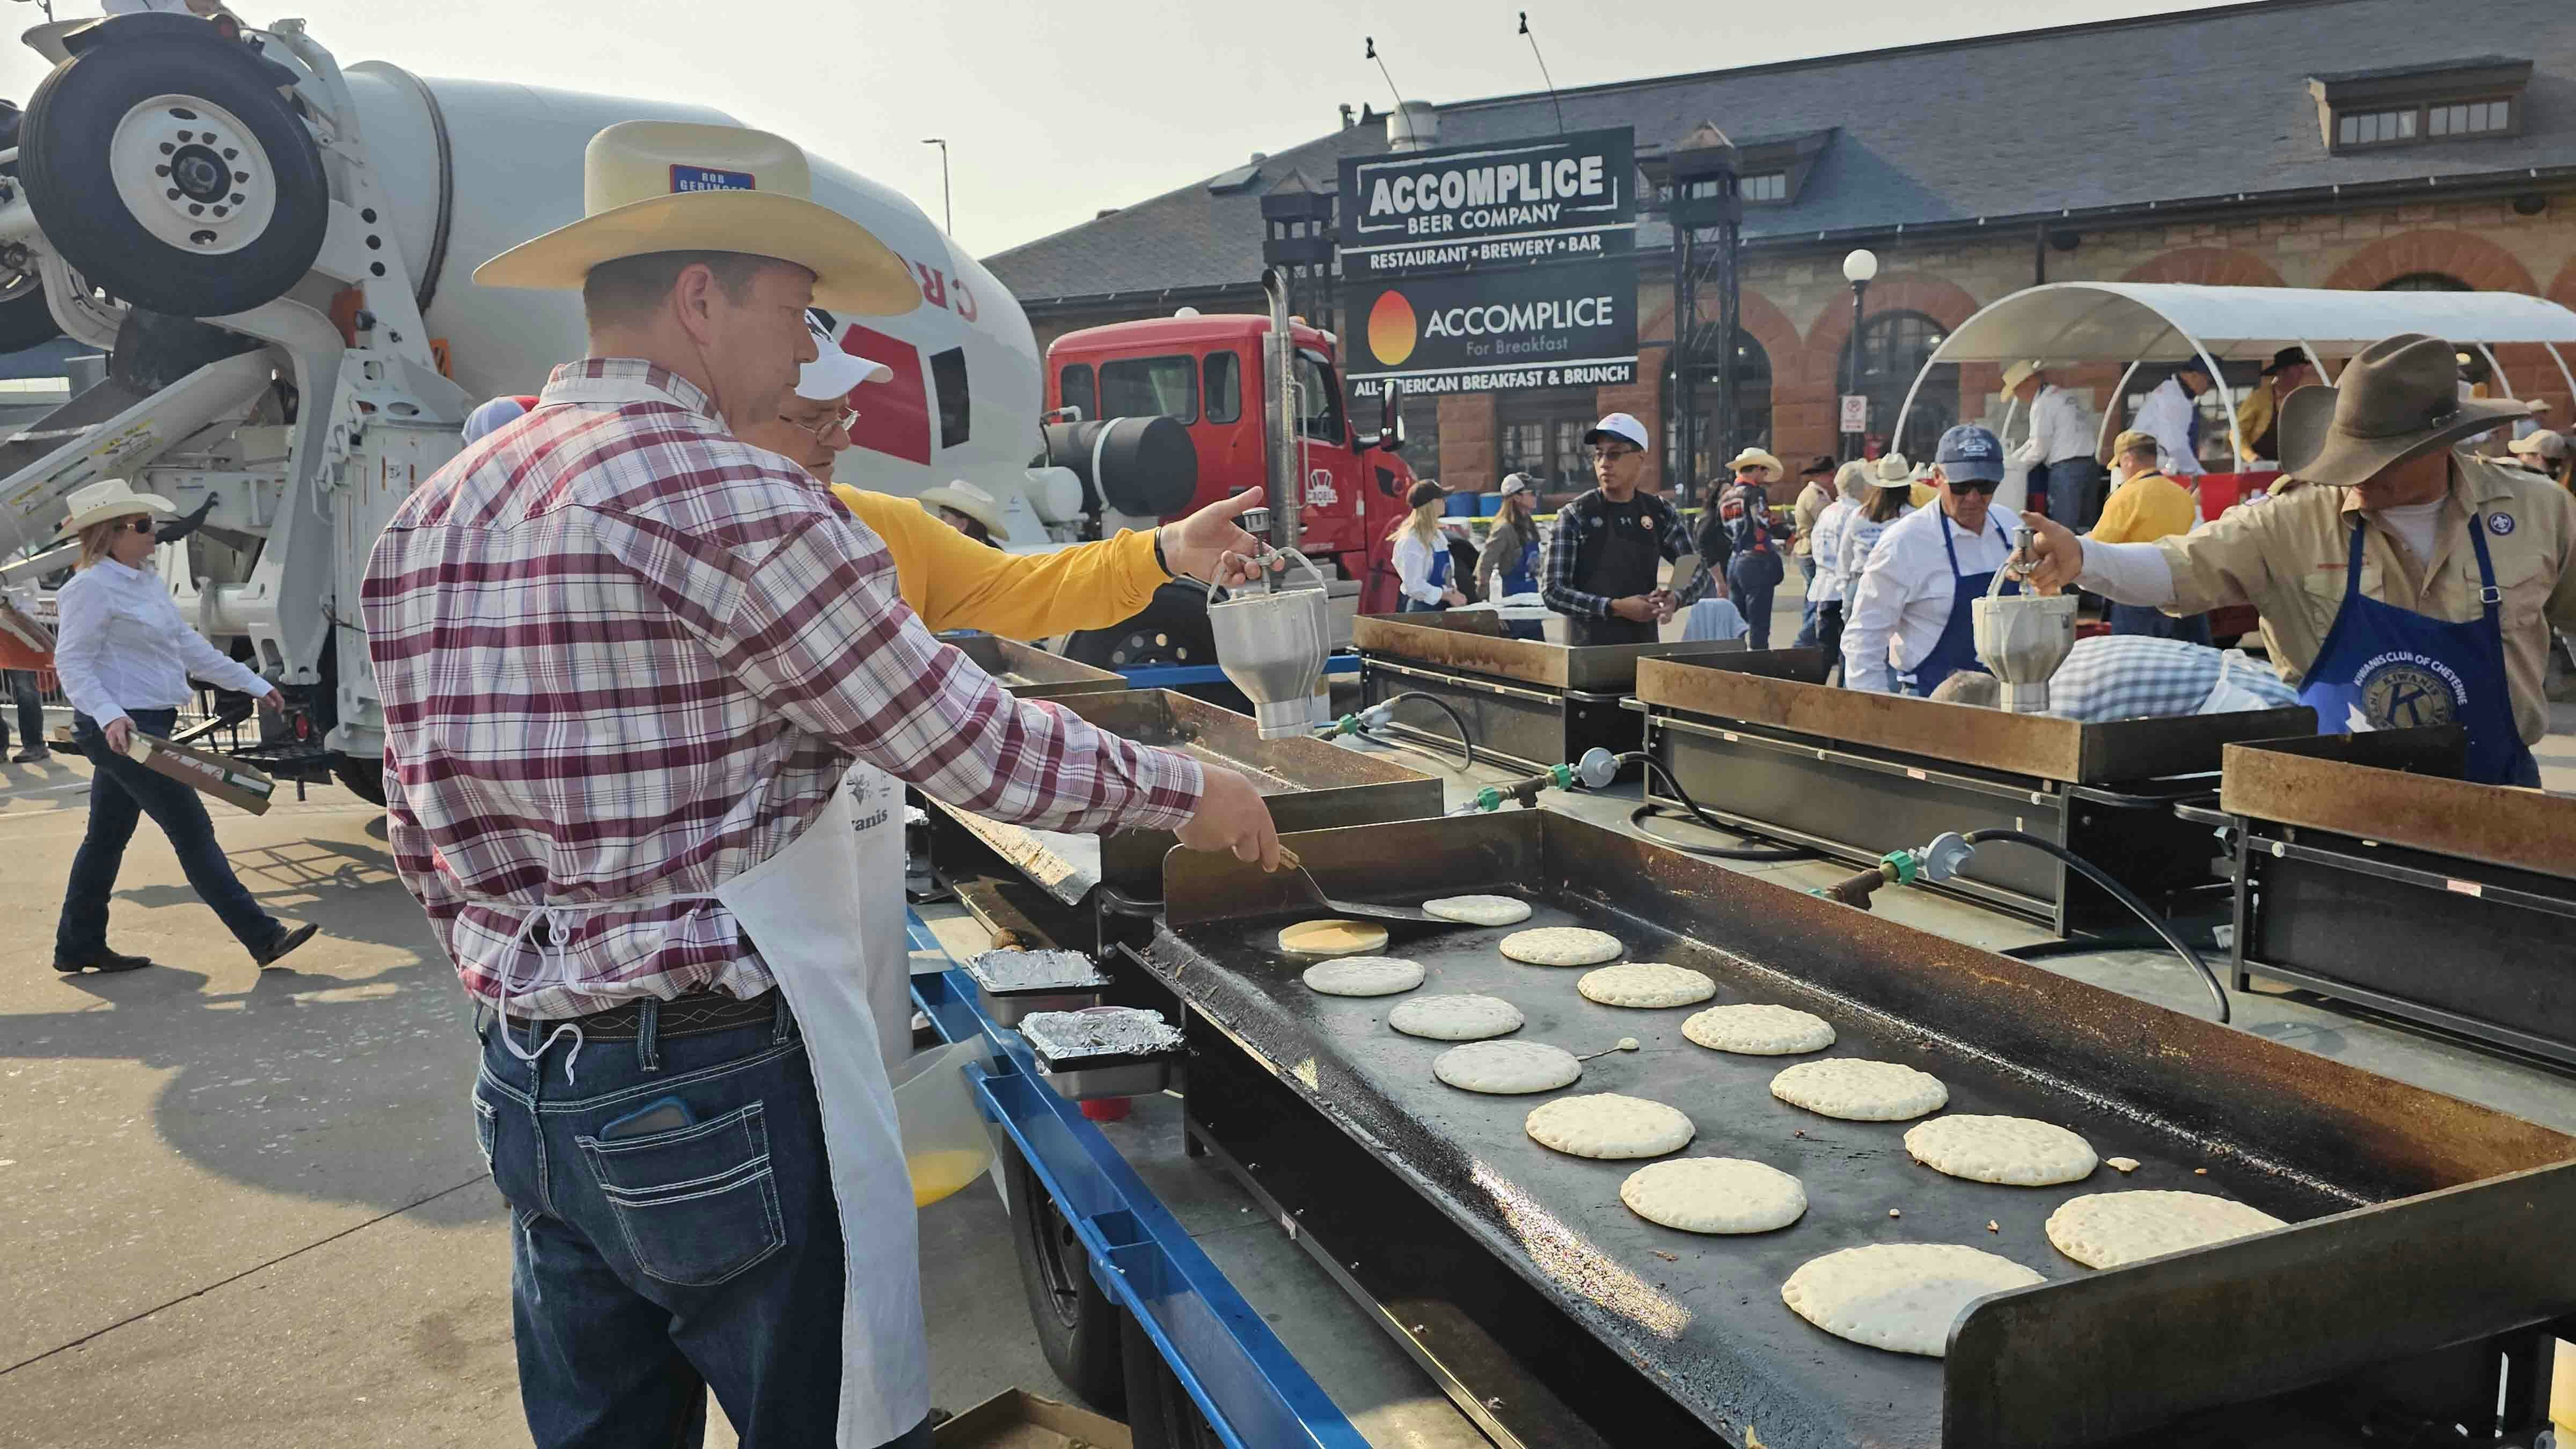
[2278,333,2529,488]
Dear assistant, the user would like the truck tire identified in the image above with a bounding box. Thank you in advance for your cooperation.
[1063,582,1217,670]
[1006,1139,1125,1414]
[21,31,328,318]
[330,750,386,807]
[0,282,60,356]
[1118,1309,1226,1449]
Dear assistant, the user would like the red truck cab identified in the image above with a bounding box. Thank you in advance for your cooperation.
[1045,314,1415,599]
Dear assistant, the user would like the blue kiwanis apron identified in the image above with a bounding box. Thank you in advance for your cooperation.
[2295,511,2538,787]
[1501,529,1539,596]
[1401,540,1454,612]
[1902,511,2016,698]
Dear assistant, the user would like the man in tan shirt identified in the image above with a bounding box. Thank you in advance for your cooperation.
[2019,333,2576,786]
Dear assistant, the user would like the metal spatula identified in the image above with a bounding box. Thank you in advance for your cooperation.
[1267,846,1470,930]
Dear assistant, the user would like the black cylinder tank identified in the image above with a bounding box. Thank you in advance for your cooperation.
[1043,415,1198,520]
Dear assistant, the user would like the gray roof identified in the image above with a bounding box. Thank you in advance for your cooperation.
[986,0,2576,305]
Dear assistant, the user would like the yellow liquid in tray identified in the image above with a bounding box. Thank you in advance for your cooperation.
[908,1148,991,1209]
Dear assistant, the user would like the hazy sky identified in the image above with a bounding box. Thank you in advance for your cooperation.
[1,0,2237,260]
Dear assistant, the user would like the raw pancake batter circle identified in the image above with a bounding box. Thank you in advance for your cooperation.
[1619,1157,1807,1234]
[1302,956,1425,997]
[1388,993,1525,1041]
[1781,1243,2044,1357]
[1497,926,1622,966]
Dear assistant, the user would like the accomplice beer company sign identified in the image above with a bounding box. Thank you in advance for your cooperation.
[1338,127,1638,396]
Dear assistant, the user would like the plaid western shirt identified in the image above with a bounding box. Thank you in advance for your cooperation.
[361,359,1204,1018]
[2040,635,2299,722]
[1539,487,1710,619]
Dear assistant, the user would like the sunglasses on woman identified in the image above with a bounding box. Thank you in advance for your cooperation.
[121,516,157,535]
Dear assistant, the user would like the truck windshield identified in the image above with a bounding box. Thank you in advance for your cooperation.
[1294,350,1344,444]
[1100,355,1199,425]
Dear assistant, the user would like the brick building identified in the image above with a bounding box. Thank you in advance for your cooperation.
[985,0,2576,499]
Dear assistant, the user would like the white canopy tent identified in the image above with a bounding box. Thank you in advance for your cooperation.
[1898,282,2576,470]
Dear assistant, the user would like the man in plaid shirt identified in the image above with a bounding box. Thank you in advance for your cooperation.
[1929,634,2297,719]
[364,127,1277,1447]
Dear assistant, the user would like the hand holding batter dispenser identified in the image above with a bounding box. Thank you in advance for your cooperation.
[1972,524,2079,714]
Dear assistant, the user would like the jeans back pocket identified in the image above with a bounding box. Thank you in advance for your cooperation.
[576,1101,786,1287]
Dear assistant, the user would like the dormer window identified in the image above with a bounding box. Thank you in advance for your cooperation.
[2310,56,2529,155]
[1741,172,1787,203]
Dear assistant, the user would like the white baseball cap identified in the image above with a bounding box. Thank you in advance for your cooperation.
[1582,413,1650,452]
[797,310,894,401]
[1498,472,1535,497]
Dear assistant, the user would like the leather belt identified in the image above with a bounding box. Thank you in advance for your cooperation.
[500,989,779,1043]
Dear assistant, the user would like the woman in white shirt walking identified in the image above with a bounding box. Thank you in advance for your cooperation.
[48,480,316,974]
[1390,480,1466,612]
[1805,462,1870,672]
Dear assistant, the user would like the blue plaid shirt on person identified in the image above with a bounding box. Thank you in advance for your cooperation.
[1539,488,1711,619]
[2039,635,2298,722]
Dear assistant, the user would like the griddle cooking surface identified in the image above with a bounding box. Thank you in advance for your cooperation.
[1162,902,2341,1448]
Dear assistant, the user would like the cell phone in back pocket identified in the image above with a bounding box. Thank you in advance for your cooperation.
[601,1095,694,1140]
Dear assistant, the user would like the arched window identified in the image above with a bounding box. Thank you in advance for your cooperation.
[2379,273,2472,292]
[1664,329,1772,488]
[1840,311,1953,462]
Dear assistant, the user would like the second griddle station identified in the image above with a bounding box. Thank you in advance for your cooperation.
[1355,610,1744,774]
[1630,647,2315,935]
[2189,728,2576,1066]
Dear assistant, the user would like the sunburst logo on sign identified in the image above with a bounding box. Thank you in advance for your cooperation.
[1367,290,1418,367]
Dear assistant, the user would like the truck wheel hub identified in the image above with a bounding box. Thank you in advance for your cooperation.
[111,94,277,255]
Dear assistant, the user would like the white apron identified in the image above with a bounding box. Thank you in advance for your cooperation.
[485,764,928,1448]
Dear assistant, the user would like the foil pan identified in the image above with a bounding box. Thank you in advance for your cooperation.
[1018,1006,1184,1063]
[965,948,1111,994]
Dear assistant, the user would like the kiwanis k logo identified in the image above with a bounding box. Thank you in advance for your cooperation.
[2355,656,2463,730]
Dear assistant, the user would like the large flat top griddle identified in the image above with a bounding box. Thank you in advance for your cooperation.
[1145,811,2576,1448]
[936,689,1441,904]
[1637,650,2315,785]
[1354,612,1745,692]
[2219,728,2576,881]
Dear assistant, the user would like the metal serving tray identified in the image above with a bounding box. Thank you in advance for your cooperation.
[1143,810,2576,1449]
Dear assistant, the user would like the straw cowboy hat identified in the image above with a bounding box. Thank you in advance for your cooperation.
[474,121,921,316]
[1874,452,1914,487]
[919,481,1010,541]
[57,478,176,538]
[2001,360,2045,393]
[1725,448,1784,481]
[2278,333,2529,488]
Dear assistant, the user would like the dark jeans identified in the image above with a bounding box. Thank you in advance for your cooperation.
[2042,459,2110,532]
[1,669,39,752]
[477,999,931,1449]
[1815,600,1847,678]
[2109,602,2211,643]
[1735,579,1777,652]
[1791,557,1820,649]
[56,708,283,961]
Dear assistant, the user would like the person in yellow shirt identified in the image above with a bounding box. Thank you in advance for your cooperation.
[2088,428,2206,640]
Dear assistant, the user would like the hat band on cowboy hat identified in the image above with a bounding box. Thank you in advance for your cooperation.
[474,121,923,317]
[57,478,178,538]
[2277,332,2530,488]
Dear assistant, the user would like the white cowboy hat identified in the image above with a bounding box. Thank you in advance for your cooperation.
[797,310,895,401]
[919,481,1009,542]
[2001,359,2045,393]
[1873,452,1913,486]
[1725,447,1784,481]
[57,478,176,538]
[474,121,921,316]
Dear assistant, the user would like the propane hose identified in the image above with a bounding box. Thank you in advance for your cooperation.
[1619,752,1815,862]
[1958,828,2230,1024]
[1318,691,1477,772]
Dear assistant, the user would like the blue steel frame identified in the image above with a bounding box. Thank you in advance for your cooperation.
[1114,654,1363,690]
[912,946,1365,1449]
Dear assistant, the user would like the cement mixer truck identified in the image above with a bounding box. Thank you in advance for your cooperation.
[0,10,1286,800]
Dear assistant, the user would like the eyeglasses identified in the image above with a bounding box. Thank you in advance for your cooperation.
[787,406,858,441]
[1591,446,1638,463]
[122,516,158,535]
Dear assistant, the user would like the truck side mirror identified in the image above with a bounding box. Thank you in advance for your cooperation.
[1378,387,1405,453]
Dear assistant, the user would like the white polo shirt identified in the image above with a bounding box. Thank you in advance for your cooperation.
[1839,503,2016,693]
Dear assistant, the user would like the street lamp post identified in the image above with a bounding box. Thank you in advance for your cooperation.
[1841,248,1878,458]
[921,137,952,236]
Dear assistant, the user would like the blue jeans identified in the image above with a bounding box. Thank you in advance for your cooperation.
[477,999,932,1449]
[1792,556,1820,649]
[56,708,283,961]
[1,669,40,752]
[1736,580,1777,652]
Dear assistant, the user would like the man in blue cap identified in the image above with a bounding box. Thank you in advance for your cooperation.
[1839,423,2023,694]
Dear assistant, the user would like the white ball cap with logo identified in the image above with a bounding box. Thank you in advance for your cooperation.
[798,309,895,401]
[1583,413,1650,451]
